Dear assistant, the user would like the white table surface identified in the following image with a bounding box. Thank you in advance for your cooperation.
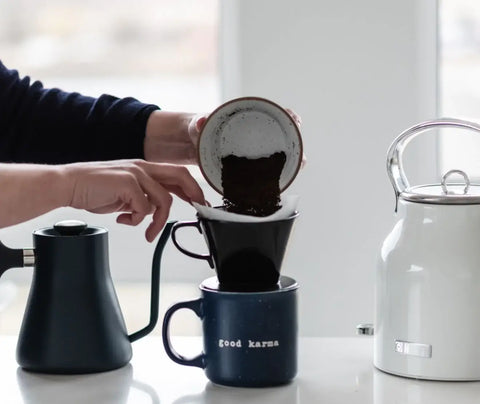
[2,336,480,404]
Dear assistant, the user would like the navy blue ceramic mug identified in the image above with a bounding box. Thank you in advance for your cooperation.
[162,276,299,387]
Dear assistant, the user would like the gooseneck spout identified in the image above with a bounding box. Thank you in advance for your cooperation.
[0,241,34,277]
[128,221,176,343]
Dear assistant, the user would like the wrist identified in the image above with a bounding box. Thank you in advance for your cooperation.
[144,110,196,164]
[50,165,75,208]
[145,110,192,137]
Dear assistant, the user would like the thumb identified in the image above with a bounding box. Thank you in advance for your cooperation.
[193,114,208,133]
[188,114,208,144]
[195,115,207,132]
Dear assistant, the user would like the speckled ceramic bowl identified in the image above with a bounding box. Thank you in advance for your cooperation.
[198,97,303,195]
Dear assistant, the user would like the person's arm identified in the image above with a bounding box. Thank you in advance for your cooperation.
[0,61,303,166]
[0,60,159,164]
[0,160,205,242]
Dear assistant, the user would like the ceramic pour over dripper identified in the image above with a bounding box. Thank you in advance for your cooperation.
[171,207,299,290]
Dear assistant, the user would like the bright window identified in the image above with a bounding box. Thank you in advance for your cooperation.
[440,0,480,178]
[0,0,220,111]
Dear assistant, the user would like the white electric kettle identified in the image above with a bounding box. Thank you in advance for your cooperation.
[375,118,480,380]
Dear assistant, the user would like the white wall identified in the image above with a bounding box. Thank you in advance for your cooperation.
[0,0,438,337]
[221,0,438,336]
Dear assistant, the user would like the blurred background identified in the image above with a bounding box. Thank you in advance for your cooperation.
[0,0,219,110]
[441,0,480,174]
[0,0,478,337]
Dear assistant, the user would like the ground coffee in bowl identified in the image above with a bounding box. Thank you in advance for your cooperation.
[221,151,287,217]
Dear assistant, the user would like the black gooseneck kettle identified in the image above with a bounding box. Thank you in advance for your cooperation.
[0,219,174,374]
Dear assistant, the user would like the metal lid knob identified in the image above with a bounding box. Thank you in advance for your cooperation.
[54,220,88,236]
[441,169,471,195]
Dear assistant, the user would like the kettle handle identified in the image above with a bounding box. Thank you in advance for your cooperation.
[0,241,34,277]
[387,117,480,204]
[128,220,176,343]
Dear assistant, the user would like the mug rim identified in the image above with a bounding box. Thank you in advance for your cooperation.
[199,276,299,295]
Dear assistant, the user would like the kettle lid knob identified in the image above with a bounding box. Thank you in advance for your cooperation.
[54,220,88,236]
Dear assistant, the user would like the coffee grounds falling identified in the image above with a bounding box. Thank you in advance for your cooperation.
[221,151,287,216]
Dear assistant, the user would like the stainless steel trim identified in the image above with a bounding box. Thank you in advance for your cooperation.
[356,323,374,336]
[401,192,480,205]
[386,118,480,209]
[441,169,470,195]
[23,249,35,267]
[394,340,432,358]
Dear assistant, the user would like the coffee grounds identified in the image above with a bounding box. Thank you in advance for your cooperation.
[221,151,286,216]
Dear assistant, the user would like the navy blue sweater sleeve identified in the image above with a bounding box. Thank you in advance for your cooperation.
[0,61,160,164]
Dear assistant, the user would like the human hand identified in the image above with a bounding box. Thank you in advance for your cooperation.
[0,161,205,242]
[64,160,205,241]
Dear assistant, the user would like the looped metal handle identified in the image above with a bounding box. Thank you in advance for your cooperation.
[387,118,480,198]
[441,169,471,195]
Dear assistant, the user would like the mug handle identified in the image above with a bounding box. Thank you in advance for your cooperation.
[171,221,214,269]
[162,298,205,369]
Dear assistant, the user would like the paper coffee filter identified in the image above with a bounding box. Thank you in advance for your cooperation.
[193,195,299,223]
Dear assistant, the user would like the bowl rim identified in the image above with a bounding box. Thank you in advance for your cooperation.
[197,96,303,195]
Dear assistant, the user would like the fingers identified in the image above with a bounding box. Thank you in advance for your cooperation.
[188,113,208,136]
[106,176,152,232]
[186,114,208,165]
[120,162,203,242]
[145,204,171,242]
[131,166,174,211]
[113,165,173,241]
[116,208,168,243]
[285,108,302,127]
[116,211,147,226]
[301,153,307,169]
[140,162,205,205]
[134,171,174,242]
[195,115,208,132]
[188,113,208,143]
[121,175,152,217]
[162,184,192,204]
[284,108,305,167]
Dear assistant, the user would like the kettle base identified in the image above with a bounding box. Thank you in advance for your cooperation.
[19,361,130,375]
[374,364,480,382]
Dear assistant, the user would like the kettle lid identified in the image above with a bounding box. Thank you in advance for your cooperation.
[401,169,480,205]
[34,220,106,238]
[54,220,88,236]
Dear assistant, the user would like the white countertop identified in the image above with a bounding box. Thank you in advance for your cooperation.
[2,336,480,403]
